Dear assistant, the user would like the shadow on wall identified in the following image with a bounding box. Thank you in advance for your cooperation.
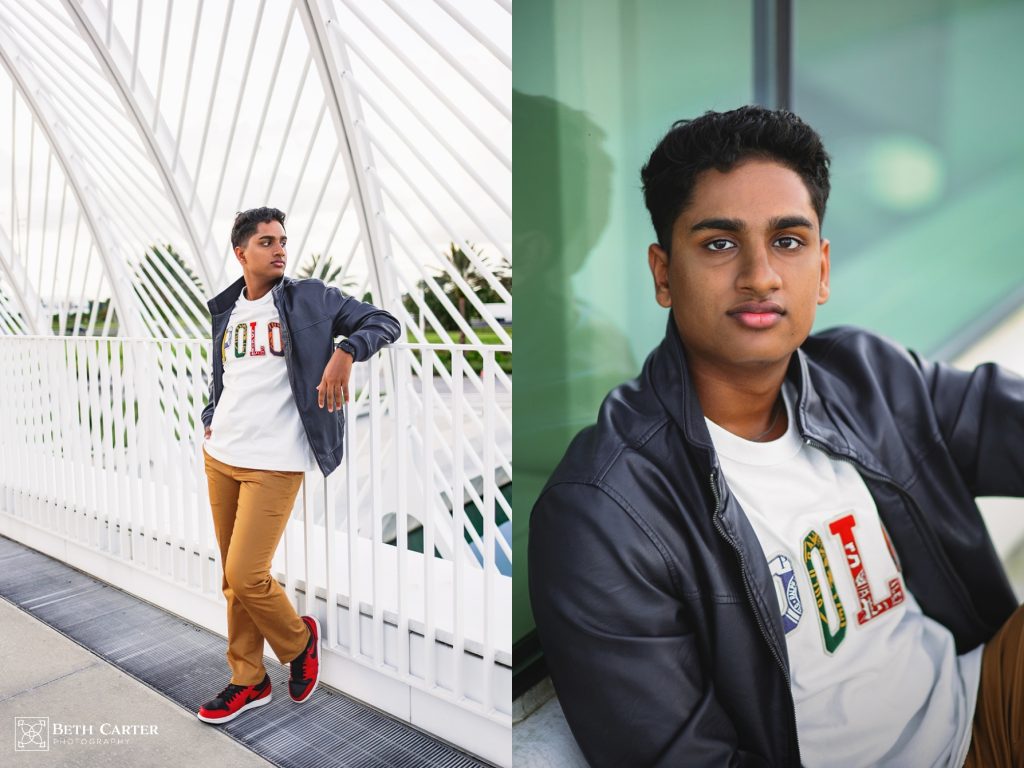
[513,89,638,641]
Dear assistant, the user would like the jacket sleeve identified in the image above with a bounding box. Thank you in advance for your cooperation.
[325,286,401,362]
[201,373,215,429]
[529,482,771,768]
[911,351,1024,497]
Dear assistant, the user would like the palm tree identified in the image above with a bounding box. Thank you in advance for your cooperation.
[131,243,207,336]
[441,242,511,343]
[296,252,360,294]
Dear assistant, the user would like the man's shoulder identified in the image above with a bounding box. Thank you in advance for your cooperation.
[559,372,671,471]
[805,324,915,358]
[279,277,345,316]
[802,324,924,380]
[535,365,682,538]
[281,276,328,293]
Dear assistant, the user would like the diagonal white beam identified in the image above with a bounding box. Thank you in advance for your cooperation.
[0,34,142,336]
[61,0,218,293]
[0,223,42,334]
[296,0,400,313]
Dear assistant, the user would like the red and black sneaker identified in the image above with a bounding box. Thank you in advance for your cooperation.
[288,615,321,703]
[196,673,272,724]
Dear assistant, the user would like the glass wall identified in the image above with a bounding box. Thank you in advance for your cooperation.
[801,0,1024,356]
[514,0,1024,677]
[513,0,753,663]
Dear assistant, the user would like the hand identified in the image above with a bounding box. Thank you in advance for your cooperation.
[317,348,353,412]
[204,426,212,440]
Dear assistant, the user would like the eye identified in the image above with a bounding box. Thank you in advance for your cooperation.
[774,236,802,250]
[705,238,735,252]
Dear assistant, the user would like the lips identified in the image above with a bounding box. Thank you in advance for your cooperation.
[271,261,285,268]
[727,301,784,330]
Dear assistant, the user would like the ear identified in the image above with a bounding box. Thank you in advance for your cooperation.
[648,243,672,308]
[817,238,831,305]
[234,245,246,265]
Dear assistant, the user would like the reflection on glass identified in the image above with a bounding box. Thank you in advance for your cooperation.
[513,90,637,645]
[513,0,753,648]
[800,0,1024,355]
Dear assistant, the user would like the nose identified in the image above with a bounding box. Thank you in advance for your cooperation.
[736,242,781,297]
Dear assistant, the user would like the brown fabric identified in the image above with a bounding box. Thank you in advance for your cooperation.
[963,603,1024,768]
[203,445,310,686]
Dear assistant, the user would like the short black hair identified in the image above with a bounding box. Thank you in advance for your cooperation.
[231,207,286,250]
[640,105,831,253]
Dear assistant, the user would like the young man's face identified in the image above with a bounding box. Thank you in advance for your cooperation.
[235,220,287,281]
[648,158,830,374]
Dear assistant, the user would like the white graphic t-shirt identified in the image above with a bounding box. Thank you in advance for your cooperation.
[204,286,317,472]
[705,382,982,767]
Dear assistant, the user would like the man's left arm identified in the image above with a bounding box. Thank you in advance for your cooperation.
[912,351,1024,497]
[317,286,401,411]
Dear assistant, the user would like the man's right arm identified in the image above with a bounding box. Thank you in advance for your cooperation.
[529,482,769,768]
[201,375,215,433]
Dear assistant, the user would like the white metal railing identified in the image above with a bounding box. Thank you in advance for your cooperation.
[0,335,512,766]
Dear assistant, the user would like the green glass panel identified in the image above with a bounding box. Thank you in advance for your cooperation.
[798,0,1024,355]
[513,0,753,645]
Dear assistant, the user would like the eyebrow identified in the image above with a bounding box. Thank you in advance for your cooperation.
[770,215,815,231]
[691,217,742,233]
[690,215,815,233]
[258,235,287,241]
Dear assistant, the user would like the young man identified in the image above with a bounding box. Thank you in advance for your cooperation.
[196,207,400,724]
[529,107,1024,766]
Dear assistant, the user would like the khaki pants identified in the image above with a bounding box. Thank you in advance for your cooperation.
[203,445,310,686]
[964,603,1024,767]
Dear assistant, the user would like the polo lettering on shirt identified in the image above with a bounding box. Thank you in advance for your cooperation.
[769,511,907,655]
[223,320,285,362]
[206,288,315,473]
[803,529,847,654]
[829,512,905,625]
[705,381,981,767]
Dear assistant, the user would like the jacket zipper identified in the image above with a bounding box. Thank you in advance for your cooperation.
[802,436,987,630]
[709,470,802,765]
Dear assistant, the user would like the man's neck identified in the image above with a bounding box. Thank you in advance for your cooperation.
[689,355,790,442]
[242,275,278,302]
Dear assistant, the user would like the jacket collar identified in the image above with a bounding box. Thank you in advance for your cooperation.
[207,274,294,315]
[649,314,840,464]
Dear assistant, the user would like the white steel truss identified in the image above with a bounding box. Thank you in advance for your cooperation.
[0,1,511,764]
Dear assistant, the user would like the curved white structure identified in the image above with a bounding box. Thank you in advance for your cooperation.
[0,2,511,764]
[0,0,510,340]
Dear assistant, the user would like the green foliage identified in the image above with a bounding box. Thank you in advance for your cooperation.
[0,286,28,333]
[51,298,116,336]
[134,244,206,312]
[410,328,513,374]
[130,243,209,336]
[402,242,511,338]
[296,252,360,294]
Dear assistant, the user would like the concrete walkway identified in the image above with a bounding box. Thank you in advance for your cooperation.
[0,534,489,768]
[1,597,273,768]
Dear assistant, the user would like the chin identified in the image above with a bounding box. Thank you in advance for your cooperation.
[724,334,799,367]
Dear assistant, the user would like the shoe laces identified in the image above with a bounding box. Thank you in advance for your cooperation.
[290,649,309,682]
[291,633,312,682]
[216,682,248,706]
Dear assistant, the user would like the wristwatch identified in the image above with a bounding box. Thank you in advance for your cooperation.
[335,339,357,359]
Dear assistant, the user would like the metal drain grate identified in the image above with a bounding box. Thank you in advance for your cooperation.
[0,535,490,768]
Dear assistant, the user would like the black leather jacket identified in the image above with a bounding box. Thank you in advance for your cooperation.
[529,317,1024,767]
[200,274,400,477]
